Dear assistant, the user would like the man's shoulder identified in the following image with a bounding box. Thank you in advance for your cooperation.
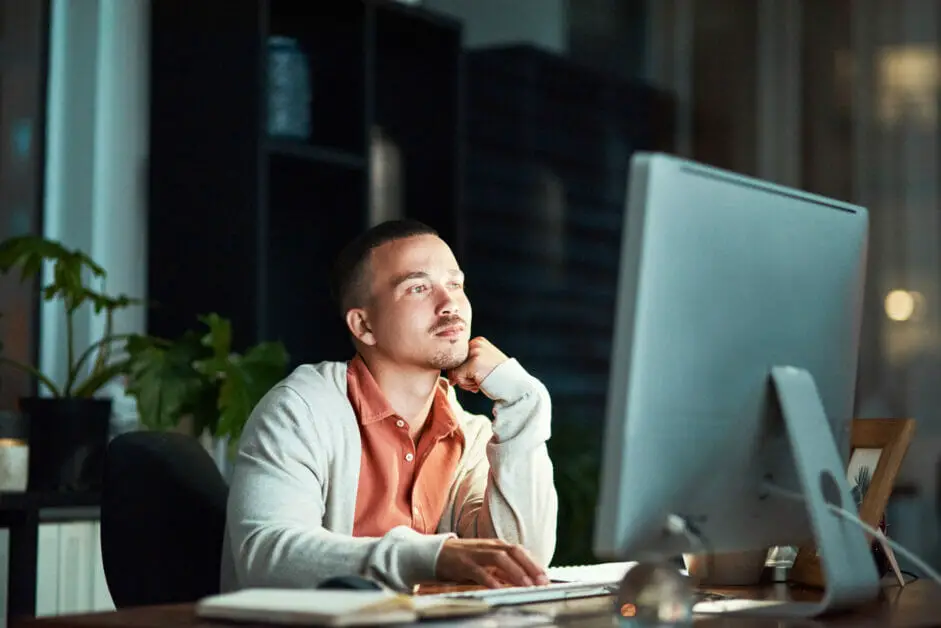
[280,360,349,397]
[252,360,353,425]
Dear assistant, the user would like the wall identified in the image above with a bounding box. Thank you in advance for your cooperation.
[40,0,149,393]
[0,0,47,411]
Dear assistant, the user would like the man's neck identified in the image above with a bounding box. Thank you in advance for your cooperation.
[359,354,440,428]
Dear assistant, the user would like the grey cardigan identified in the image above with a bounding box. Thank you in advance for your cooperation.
[219,358,558,592]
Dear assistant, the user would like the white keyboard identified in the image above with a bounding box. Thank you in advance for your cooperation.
[420,581,617,606]
[422,581,789,615]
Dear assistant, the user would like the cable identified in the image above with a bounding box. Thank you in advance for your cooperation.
[901,570,920,583]
[763,482,941,588]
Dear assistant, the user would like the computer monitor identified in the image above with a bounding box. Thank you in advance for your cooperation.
[593,153,881,617]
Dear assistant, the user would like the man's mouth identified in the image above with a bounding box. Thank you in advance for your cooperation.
[433,323,465,337]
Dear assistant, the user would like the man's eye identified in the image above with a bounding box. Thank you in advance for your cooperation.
[408,284,427,294]
[449,281,464,290]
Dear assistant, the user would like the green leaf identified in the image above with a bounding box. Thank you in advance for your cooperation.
[199,313,232,360]
[0,235,104,279]
[86,291,142,314]
[215,342,289,441]
[0,236,107,313]
[124,333,207,430]
[71,358,132,398]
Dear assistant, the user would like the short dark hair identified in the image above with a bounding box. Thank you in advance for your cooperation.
[329,219,438,315]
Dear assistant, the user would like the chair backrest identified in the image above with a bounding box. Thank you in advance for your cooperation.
[101,431,229,607]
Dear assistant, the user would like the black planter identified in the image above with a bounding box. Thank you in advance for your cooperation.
[19,397,112,492]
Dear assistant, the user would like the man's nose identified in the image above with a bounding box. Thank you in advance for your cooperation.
[436,286,459,316]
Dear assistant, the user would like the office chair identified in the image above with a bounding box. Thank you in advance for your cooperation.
[100,431,229,607]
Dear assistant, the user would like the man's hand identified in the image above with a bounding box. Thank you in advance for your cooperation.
[447,337,509,394]
[436,538,550,588]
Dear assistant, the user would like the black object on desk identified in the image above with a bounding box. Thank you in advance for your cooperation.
[317,575,384,591]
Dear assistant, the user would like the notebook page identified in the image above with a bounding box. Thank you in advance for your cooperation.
[196,588,413,625]
[546,561,638,583]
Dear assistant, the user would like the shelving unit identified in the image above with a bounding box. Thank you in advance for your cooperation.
[0,491,107,622]
[458,46,674,421]
[147,0,462,365]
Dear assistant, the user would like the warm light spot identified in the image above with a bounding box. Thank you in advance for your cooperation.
[885,290,916,322]
[877,46,939,126]
[620,602,637,617]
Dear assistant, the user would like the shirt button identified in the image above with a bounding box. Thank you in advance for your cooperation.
[395,419,405,428]
[405,452,414,462]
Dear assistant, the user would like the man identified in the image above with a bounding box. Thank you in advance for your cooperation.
[220,219,558,592]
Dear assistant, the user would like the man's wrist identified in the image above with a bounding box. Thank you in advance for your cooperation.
[385,528,455,588]
[478,359,538,402]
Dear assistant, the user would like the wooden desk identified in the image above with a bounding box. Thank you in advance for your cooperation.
[11,581,941,627]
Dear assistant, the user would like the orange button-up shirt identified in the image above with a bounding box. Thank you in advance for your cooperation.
[347,355,465,537]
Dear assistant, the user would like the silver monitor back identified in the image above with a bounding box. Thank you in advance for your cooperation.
[593,152,868,561]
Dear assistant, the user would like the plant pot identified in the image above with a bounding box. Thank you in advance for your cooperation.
[19,397,112,492]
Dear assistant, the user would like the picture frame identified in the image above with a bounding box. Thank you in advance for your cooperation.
[789,418,916,588]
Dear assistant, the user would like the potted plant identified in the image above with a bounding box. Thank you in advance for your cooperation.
[0,235,140,492]
[124,313,289,458]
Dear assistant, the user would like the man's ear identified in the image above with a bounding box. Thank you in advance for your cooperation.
[345,308,376,346]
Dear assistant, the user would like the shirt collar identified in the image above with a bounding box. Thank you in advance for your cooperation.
[346,355,462,437]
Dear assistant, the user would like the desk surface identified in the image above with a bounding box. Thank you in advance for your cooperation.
[11,580,941,627]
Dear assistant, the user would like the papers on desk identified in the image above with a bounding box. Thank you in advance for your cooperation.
[547,561,638,584]
[196,562,645,625]
[196,588,490,626]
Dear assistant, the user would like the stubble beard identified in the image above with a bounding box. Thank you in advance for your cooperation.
[428,341,469,371]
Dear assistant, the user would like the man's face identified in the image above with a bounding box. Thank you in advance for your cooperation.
[354,234,472,371]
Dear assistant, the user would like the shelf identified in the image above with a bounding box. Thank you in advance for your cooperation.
[266,140,366,169]
[264,155,367,364]
[0,491,100,513]
[373,3,462,247]
[267,0,366,154]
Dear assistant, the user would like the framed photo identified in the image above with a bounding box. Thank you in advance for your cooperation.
[790,418,916,588]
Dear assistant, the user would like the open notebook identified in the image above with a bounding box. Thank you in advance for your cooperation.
[196,589,490,627]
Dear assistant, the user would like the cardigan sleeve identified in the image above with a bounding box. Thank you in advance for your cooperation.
[438,359,558,566]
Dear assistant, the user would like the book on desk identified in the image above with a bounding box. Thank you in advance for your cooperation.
[196,588,491,626]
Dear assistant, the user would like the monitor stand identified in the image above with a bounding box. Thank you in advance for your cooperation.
[707,366,881,618]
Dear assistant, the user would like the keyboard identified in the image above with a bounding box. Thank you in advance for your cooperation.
[421,582,791,614]
[420,581,617,606]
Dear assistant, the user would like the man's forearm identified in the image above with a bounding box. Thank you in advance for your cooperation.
[481,442,559,564]
[230,517,449,591]
[448,358,558,565]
